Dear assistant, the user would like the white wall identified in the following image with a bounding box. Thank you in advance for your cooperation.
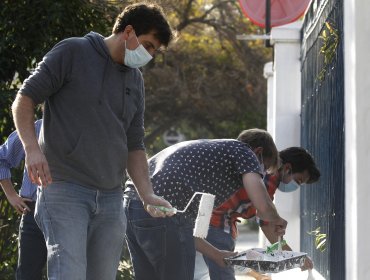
[344,0,370,279]
[264,21,302,251]
[263,2,370,278]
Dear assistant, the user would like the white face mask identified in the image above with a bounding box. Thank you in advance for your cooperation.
[278,179,300,192]
[278,169,300,192]
[124,39,153,68]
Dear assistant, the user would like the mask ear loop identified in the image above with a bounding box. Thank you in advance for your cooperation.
[281,164,290,183]
[124,33,140,51]
[286,167,294,183]
[135,35,141,46]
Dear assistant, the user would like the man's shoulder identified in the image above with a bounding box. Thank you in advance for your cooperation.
[211,139,248,148]
[49,36,89,54]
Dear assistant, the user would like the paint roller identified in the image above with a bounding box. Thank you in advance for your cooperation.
[151,192,215,238]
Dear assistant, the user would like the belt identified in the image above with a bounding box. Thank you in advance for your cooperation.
[25,201,36,211]
[123,190,141,201]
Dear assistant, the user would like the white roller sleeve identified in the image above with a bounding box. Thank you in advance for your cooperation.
[193,193,215,238]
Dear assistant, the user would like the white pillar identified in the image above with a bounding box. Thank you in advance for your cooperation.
[264,62,275,137]
[259,61,275,249]
[268,21,302,251]
[344,0,370,279]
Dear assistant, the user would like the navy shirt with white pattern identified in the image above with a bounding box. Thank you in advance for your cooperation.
[126,139,262,221]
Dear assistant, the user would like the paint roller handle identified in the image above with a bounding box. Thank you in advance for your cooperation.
[151,205,178,214]
[266,239,287,253]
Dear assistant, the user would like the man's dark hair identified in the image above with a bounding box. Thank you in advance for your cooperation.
[279,147,320,183]
[112,2,174,47]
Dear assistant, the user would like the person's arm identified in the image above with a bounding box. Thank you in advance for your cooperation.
[246,269,272,280]
[260,222,292,250]
[0,179,32,215]
[197,237,271,280]
[242,173,287,235]
[0,122,34,214]
[12,94,52,186]
[194,237,237,268]
[127,150,173,217]
[260,222,313,270]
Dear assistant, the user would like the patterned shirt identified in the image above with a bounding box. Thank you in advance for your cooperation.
[0,120,42,201]
[210,174,279,239]
[126,139,263,221]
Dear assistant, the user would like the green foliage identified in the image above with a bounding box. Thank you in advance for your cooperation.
[317,21,340,81]
[0,161,25,278]
[0,0,132,278]
[0,86,23,278]
[143,0,270,146]
[0,199,20,279]
[0,87,16,141]
[116,259,134,280]
[0,0,271,277]
[307,227,327,252]
[0,0,117,83]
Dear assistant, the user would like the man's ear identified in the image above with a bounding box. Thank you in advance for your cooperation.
[283,162,292,173]
[122,25,134,40]
[253,146,263,156]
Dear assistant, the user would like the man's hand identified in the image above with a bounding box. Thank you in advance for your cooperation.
[12,93,50,186]
[7,193,32,215]
[1,179,32,215]
[143,193,174,218]
[270,216,287,236]
[25,148,52,187]
[301,255,314,271]
[213,250,238,268]
[194,238,237,268]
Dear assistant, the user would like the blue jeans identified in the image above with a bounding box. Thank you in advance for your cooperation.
[203,226,236,280]
[124,198,195,280]
[34,182,126,280]
[16,204,47,280]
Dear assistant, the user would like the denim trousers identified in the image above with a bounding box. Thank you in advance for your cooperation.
[16,205,47,280]
[34,182,126,280]
[203,226,236,280]
[124,198,195,280]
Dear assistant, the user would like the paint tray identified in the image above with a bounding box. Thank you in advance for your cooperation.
[224,248,307,273]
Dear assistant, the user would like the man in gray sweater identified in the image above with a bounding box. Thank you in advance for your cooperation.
[11,3,175,279]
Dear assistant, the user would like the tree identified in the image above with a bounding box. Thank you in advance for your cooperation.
[0,0,271,277]
[0,1,128,278]
[143,0,271,154]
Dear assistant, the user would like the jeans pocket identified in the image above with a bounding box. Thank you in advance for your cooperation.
[133,222,166,263]
[34,192,44,233]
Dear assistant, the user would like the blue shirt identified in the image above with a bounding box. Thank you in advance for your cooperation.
[0,120,42,201]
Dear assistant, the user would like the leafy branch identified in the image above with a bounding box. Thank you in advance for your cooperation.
[317,21,340,81]
[307,227,327,252]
